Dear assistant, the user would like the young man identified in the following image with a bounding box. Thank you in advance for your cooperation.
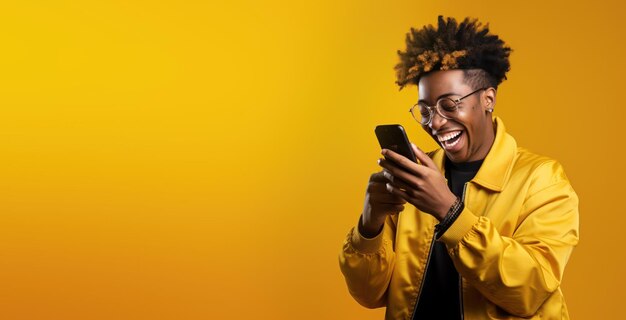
[339,16,579,319]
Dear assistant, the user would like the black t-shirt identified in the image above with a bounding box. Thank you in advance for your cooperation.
[412,157,483,320]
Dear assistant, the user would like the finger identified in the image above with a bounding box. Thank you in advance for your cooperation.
[379,158,422,189]
[382,170,394,183]
[368,181,405,197]
[368,181,391,193]
[388,179,418,197]
[410,143,438,171]
[370,192,407,205]
[368,181,407,203]
[380,166,413,191]
[381,149,427,176]
[369,170,392,183]
[375,203,406,214]
[385,182,413,202]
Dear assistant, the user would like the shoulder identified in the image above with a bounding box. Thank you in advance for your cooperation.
[513,147,573,195]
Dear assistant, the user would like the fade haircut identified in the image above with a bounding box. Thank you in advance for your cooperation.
[395,16,511,90]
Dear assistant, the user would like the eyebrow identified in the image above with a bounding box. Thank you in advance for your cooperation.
[417,92,460,104]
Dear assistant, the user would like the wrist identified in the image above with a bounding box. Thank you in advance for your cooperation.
[359,214,385,238]
[436,194,458,221]
[435,197,464,236]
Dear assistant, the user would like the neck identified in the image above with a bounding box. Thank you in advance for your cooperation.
[467,118,497,162]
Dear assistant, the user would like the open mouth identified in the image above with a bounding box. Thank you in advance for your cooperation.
[437,130,463,150]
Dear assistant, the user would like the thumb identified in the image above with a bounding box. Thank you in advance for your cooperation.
[411,142,437,170]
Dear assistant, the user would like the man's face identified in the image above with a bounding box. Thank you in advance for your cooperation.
[417,70,496,163]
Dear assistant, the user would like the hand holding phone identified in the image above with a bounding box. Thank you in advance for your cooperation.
[374,124,458,221]
[359,124,417,238]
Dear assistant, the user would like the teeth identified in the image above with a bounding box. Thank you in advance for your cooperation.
[444,134,461,148]
[437,130,462,142]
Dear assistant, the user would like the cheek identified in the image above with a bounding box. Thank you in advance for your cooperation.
[460,121,477,145]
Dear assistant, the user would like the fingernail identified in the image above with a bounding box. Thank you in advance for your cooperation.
[386,183,393,192]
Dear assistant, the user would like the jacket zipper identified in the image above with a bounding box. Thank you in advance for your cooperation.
[409,230,437,320]
[458,277,465,320]
[458,182,469,320]
[409,182,470,320]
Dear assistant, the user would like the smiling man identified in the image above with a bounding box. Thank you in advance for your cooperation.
[339,16,579,319]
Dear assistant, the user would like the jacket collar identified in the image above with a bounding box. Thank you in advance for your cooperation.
[431,116,517,192]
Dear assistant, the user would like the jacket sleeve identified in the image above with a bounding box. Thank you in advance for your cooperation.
[338,214,397,309]
[439,160,580,317]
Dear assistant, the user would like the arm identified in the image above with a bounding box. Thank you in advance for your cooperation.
[339,169,405,308]
[439,161,579,317]
[338,214,397,308]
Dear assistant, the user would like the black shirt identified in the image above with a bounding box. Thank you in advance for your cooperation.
[412,157,483,320]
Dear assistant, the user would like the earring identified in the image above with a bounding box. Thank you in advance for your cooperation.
[487,108,494,113]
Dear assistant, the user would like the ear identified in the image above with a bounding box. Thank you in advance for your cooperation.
[483,87,497,112]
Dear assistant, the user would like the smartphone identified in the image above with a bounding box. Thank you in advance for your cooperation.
[375,124,418,164]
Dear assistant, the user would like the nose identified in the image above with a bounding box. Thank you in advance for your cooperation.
[428,110,447,131]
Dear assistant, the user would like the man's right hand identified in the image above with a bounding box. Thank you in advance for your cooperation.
[359,169,407,238]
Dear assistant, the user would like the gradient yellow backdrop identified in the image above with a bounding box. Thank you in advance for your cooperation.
[0,1,623,319]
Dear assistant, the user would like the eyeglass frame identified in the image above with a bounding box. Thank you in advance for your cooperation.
[409,87,488,126]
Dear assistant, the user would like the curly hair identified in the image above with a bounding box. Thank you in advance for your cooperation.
[395,16,511,90]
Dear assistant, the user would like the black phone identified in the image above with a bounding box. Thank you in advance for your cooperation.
[375,124,418,164]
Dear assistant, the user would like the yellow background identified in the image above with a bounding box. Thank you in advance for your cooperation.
[0,1,622,319]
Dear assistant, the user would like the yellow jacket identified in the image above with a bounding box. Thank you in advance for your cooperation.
[339,117,579,319]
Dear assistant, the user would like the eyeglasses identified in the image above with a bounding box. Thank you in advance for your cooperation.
[409,87,487,125]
